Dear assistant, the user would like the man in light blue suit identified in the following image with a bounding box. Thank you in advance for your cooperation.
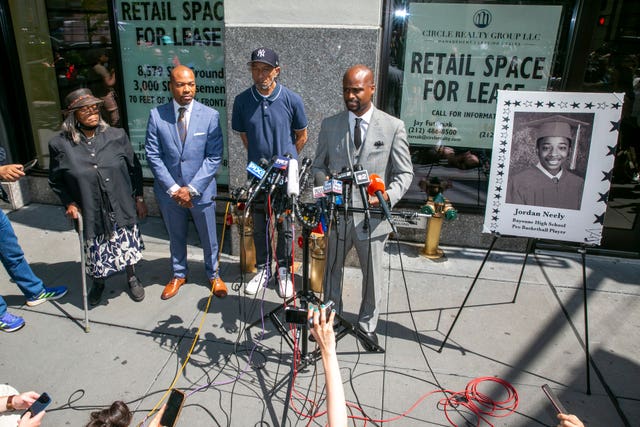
[145,65,227,300]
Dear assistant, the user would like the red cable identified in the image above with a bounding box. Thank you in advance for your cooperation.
[290,376,518,426]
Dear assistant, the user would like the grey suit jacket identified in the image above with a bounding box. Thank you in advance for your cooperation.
[312,106,414,239]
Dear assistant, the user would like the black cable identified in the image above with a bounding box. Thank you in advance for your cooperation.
[391,234,472,425]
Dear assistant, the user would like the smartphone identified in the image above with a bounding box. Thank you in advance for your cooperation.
[22,158,38,172]
[542,384,567,414]
[160,388,186,427]
[23,392,51,416]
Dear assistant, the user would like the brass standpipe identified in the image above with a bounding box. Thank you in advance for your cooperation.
[309,232,326,293]
[419,178,457,259]
[235,206,257,273]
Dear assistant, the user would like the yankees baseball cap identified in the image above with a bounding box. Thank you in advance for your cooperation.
[249,47,279,67]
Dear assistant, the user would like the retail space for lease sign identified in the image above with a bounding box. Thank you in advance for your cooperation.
[400,3,562,149]
[115,0,227,181]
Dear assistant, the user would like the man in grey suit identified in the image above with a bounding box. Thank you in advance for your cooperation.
[145,65,227,301]
[312,65,413,351]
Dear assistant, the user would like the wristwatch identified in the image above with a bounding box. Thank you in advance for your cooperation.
[135,196,144,203]
[6,395,16,411]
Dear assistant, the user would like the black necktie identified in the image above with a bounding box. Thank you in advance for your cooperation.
[354,117,362,150]
[177,107,187,143]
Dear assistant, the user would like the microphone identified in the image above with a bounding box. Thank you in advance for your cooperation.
[234,158,268,201]
[354,164,370,230]
[286,158,299,196]
[297,158,313,193]
[324,173,343,220]
[334,166,354,183]
[313,171,329,227]
[335,166,353,207]
[245,155,279,206]
[367,174,396,232]
[268,153,292,194]
[245,158,268,185]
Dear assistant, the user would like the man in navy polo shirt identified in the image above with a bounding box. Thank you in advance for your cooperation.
[232,47,308,298]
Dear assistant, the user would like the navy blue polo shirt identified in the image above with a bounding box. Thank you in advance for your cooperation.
[232,83,308,164]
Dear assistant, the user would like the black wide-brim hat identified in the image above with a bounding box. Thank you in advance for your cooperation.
[63,88,103,114]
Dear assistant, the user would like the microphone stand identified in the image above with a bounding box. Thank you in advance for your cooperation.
[355,181,370,231]
[237,190,429,361]
[244,201,426,366]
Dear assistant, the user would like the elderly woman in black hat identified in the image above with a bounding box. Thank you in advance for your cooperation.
[48,88,147,305]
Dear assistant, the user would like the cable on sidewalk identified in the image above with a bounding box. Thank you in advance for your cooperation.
[138,201,233,427]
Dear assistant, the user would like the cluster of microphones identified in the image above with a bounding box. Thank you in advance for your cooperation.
[312,165,394,231]
[232,154,395,230]
[233,153,313,207]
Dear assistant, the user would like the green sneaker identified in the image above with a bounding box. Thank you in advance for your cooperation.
[26,286,68,307]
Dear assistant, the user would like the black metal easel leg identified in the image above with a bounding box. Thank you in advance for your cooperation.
[438,234,498,352]
[579,246,591,395]
[512,238,535,303]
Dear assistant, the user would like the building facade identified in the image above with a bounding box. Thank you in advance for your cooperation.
[1,0,638,256]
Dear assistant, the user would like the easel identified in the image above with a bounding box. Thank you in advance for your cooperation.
[437,234,593,394]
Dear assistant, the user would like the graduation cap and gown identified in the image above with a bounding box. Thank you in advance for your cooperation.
[507,115,589,210]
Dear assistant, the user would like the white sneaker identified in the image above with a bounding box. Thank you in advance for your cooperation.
[245,268,270,295]
[277,267,294,298]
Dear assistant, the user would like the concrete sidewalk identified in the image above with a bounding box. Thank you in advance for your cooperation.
[1,203,638,426]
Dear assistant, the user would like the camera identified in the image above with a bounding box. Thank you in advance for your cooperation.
[284,306,308,324]
[284,300,335,326]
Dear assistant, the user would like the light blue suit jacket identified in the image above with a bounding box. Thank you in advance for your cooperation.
[145,100,223,205]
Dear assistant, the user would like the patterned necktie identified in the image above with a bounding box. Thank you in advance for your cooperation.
[177,107,187,143]
[354,117,362,150]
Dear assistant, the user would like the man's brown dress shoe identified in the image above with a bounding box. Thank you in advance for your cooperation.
[211,277,227,298]
[161,277,187,300]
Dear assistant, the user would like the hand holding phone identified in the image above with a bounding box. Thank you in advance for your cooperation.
[22,392,51,417]
[542,384,567,414]
[20,409,46,426]
[22,159,38,172]
[159,389,185,427]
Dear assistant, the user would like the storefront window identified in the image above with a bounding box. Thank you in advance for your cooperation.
[9,0,227,183]
[46,1,112,109]
[381,0,577,209]
[8,0,62,168]
[113,0,228,182]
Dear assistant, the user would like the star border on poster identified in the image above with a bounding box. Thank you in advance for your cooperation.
[482,90,625,245]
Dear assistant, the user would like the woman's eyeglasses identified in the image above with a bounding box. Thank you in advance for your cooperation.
[77,105,100,115]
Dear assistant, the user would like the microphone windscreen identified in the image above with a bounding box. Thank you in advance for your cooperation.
[367,174,385,195]
[314,171,327,186]
[287,158,299,196]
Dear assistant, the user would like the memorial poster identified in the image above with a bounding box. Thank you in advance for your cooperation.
[401,3,562,149]
[115,0,227,181]
[483,90,624,245]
